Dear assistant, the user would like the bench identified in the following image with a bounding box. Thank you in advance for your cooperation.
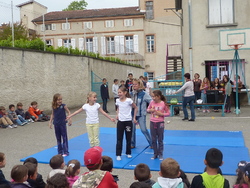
[169,103,225,117]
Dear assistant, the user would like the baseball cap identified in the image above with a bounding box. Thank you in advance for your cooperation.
[237,161,249,172]
[84,146,103,167]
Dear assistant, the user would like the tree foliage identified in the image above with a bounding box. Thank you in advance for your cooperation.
[63,0,88,11]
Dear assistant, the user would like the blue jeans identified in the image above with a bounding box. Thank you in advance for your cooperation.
[102,98,108,111]
[131,115,152,147]
[16,115,28,125]
[201,92,208,109]
[182,95,195,120]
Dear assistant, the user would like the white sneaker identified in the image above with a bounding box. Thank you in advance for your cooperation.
[12,124,18,128]
[116,156,121,161]
[207,110,210,113]
[127,155,132,158]
[8,125,13,129]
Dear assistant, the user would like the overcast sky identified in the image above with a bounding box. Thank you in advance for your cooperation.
[0,0,139,24]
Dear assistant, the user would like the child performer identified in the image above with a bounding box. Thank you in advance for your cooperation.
[49,93,72,157]
[147,90,170,160]
[66,91,115,147]
[116,86,138,161]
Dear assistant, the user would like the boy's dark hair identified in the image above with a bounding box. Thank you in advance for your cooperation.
[46,173,69,188]
[184,73,190,79]
[31,101,37,106]
[179,169,191,188]
[11,165,28,182]
[23,157,38,166]
[120,80,125,83]
[0,106,5,111]
[160,158,180,178]
[17,102,23,107]
[130,182,151,188]
[205,148,223,169]
[49,154,64,169]
[134,163,150,181]
[128,73,133,76]
[0,152,5,162]
[100,156,113,172]
[24,162,37,178]
[9,104,15,110]
[102,78,107,81]
[114,79,118,83]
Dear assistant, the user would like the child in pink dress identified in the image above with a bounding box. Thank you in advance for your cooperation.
[147,90,170,160]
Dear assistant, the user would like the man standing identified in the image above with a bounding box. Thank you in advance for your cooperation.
[100,78,110,113]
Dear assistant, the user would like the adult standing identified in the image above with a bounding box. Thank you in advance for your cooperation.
[131,78,152,148]
[174,73,195,121]
[193,73,202,102]
[100,78,109,113]
[232,75,243,113]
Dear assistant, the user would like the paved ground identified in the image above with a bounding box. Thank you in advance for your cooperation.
[0,100,250,187]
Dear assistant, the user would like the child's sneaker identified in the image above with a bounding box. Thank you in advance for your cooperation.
[151,155,158,160]
[206,110,210,113]
[62,154,69,157]
[12,124,17,128]
[8,125,13,129]
[116,156,121,161]
[203,110,206,113]
[159,155,164,160]
[127,155,132,158]
[21,122,26,126]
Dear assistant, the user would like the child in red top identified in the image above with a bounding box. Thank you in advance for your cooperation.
[147,90,170,161]
[28,101,43,121]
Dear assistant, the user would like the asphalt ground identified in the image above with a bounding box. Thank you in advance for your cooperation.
[0,100,250,187]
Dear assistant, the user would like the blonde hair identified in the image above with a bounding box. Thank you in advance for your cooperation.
[133,78,145,90]
[87,91,97,103]
[160,158,180,178]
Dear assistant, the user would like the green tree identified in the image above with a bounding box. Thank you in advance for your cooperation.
[63,0,88,11]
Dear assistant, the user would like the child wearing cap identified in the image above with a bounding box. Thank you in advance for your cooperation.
[233,161,249,188]
[190,148,230,188]
[72,146,118,188]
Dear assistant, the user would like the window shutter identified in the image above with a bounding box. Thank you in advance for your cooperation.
[58,39,62,47]
[93,37,98,53]
[51,24,56,30]
[71,38,75,49]
[114,36,120,54]
[221,0,233,24]
[79,38,84,51]
[67,23,70,30]
[50,39,53,45]
[40,24,45,32]
[101,37,106,55]
[119,36,124,54]
[133,35,139,53]
[209,0,220,24]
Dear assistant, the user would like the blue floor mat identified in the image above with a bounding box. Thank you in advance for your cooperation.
[20,128,249,175]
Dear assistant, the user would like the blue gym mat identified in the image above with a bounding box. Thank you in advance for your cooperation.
[20,128,249,175]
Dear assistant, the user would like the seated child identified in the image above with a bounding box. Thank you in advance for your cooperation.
[0,152,10,186]
[48,154,65,179]
[233,161,249,188]
[153,158,186,188]
[46,173,69,188]
[10,165,29,188]
[23,162,38,187]
[28,101,49,122]
[190,148,230,188]
[72,146,118,188]
[130,182,152,188]
[65,160,80,188]
[8,104,28,126]
[134,163,155,186]
[100,156,119,183]
[0,106,17,128]
[179,169,190,188]
[23,157,46,188]
[15,103,34,123]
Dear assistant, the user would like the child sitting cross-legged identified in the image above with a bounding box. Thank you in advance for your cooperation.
[153,158,187,188]
[8,104,28,126]
[16,102,34,123]
[0,106,17,128]
[134,163,155,187]
[48,154,65,179]
[10,165,30,188]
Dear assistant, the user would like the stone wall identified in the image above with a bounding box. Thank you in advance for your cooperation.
[0,47,144,112]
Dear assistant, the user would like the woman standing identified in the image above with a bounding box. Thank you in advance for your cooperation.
[174,73,195,121]
[193,73,202,102]
[131,79,152,149]
[200,77,211,113]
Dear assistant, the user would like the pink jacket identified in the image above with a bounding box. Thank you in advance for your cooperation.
[147,101,170,122]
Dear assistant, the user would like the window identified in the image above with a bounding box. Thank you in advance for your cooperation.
[125,36,134,53]
[41,24,56,31]
[146,35,155,52]
[86,38,93,52]
[62,23,70,30]
[63,39,71,48]
[83,22,92,29]
[147,72,154,80]
[208,0,234,25]
[105,20,114,28]
[146,1,154,20]
[45,39,53,46]
[106,37,115,54]
[124,19,133,27]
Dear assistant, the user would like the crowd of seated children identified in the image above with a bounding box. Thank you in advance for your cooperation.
[8,104,28,126]
[0,106,17,129]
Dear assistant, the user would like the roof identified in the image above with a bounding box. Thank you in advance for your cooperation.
[16,0,47,9]
[32,6,144,22]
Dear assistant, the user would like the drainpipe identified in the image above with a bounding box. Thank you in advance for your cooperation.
[188,0,193,76]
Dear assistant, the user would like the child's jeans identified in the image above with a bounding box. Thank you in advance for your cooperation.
[201,92,208,110]
[31,114,43,120]
[150,121,164,156]
[15,115,28,125]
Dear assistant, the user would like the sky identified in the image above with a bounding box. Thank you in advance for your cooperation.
[0,0,139,24]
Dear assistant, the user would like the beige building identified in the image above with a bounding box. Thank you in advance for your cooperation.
[17,0,181,79]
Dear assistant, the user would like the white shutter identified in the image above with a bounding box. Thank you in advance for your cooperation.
[133,35,139,53]
[71,38,75,49]
[221,0,233,24]
[40,24,45,32]
[209,0,220,24]
[50,39,53,45]
[58,39,62,47]
[79,38,84,51]
[93,37,98,53]
[114,36,120,54]
[101,37,106,55]
[67,23,70,30]
[120,36,124,54]
[51,24,56,30]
